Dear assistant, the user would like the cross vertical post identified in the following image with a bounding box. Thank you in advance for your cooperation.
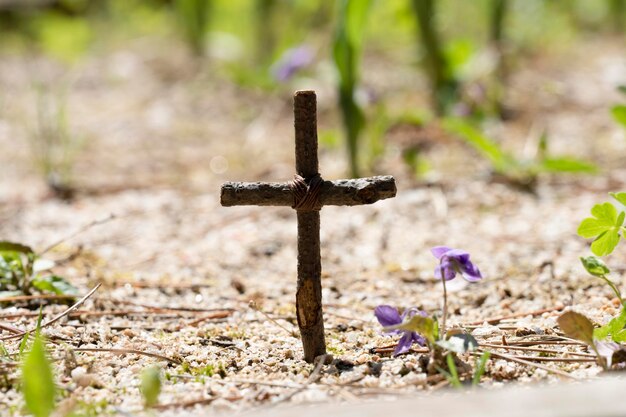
[220,90,396,363]
[293,91,325,362]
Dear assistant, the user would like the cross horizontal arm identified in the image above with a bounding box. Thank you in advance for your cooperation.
[221,175,396,207]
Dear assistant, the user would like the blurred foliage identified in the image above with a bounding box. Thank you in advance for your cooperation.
[172,0,212,56]
[612,87,626,129]
[140,366,162,408]
[443,119,597,190]
[21,334,56,417]
[410,0,458,114]
[0,241,78,298]
[0,0,621,178]
[26,84,85,199]
[333,0,371,177]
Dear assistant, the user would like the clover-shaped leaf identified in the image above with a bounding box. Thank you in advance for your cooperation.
[611,192,626,207]
[611,105,626,128]
[594,308,626,341]
[577,202,625,256]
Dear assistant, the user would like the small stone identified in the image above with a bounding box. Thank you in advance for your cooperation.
[74,373,103,388]
[71,368,102,388]
[283,349,294,359]
[398,364,411,377]
[212,398,235,412]
[314,354,333,365]
[122,328,137,338]
[331,358,354,372]
[355,354,369,365]
[70,366,87,380]
[366,361,383,377]
[514,327,535,337]
[472,325,503,337]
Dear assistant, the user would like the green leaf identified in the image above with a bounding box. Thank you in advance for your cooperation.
[390,315,436,344]
[577,202,624,256]
[140,366,162,408]
[594,323,611,341]
[332,0,371,89]
[31,275,78,296]
[21,335,55,417]
[472,351,490,386]
[591,230,622,257]
[610,192,626,207]
[436,333,479,353]
[0,241,34,255]
[19,333,30,356]
[558,311,595,345]
[538,157,597,174]
[594,308,626,341]
[35,12,93,63]
[612,329,626,343]
[444,353,462,388]
[611,105,626,128]
[442,118,514,172]
[332,0,372,177]
[580,256,610,277]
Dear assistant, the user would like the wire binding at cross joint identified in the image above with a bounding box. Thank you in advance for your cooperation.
[290,174,323,211]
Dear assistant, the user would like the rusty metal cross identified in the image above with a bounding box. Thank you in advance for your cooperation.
[220,90,396,362]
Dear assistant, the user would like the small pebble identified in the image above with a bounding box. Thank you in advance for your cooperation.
[122,329,137,338]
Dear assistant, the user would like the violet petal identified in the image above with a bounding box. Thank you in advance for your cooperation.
[435,262,457,281]
[431,246,452,259]
[393,331,415,356]
[374,305,402,327]
[461,261,482,282]
[443,249,470,264]
[411,332,427,347]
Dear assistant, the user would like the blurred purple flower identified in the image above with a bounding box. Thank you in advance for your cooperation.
[596,341,621,368]
[271,45,314,81]
[374,305,426,356]
[431,246,482,282]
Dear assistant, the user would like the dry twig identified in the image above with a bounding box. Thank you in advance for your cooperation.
[39,214,116,255]
[477,349,580,380]
[464,305,565,326]
[73,348,181,365]
[0,284,101,341]
[480,343,595,357]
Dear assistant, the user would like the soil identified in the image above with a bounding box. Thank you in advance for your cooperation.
[0,36,626,415]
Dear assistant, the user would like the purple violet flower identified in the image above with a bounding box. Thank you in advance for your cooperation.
[374,305,427,356]
[271,45,314,81]
[431,246,482,282]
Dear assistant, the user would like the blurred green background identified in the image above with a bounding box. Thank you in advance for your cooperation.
[0,0,624,196]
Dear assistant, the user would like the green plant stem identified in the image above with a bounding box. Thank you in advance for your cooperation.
[610,0,625,31]
[600,275,624,306]
[489,0,508,44]
[440,268,447,339]
[589,341,608,370]
[472,351,490,385]
[488,0,509,118]
[410,0,457,114]
[445,353,461,388]
[255,0,277,65]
